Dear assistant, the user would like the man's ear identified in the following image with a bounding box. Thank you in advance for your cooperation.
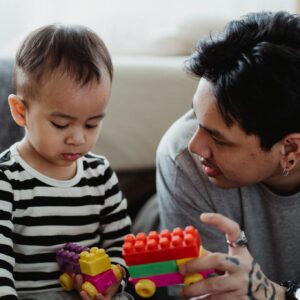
[280,134,300,171]
[8,94,27,127]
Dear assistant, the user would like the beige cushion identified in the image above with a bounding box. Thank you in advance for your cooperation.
[92,56,198,170]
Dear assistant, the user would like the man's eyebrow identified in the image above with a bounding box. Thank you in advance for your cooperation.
[50,112,106,120]
[199,123,228,141]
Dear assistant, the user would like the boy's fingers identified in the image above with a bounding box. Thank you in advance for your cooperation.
[80,290,92,300]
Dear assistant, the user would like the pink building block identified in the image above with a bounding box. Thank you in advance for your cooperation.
[83,269,117,294]
[131,269,215,288]
[131,272,184,287]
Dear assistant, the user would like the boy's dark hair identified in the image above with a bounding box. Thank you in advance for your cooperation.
[186,11,300,150]
[14,24,113,98]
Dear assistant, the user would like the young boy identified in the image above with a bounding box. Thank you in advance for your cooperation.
[0,24,131,299]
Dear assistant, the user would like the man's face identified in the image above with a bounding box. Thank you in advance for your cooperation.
[21,69,111,176]
[189,78,282,189]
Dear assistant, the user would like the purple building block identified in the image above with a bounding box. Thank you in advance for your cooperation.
[56,243,89,274]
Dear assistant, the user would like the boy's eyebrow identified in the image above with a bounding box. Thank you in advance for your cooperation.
[50,112,105,120]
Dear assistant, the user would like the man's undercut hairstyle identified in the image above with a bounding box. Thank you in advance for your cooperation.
[13,24,113,98]
[186,11,300,150]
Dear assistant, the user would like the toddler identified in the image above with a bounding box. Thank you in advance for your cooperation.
[0,24,131,300]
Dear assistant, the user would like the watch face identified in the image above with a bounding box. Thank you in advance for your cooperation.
[295,288,300,299]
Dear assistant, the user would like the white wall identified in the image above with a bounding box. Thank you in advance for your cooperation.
[0,0,297,57]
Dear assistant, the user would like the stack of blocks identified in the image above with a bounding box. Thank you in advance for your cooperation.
[122,226,214,298]
[56,243,122,298]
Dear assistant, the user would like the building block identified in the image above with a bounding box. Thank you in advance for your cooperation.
[123,227,217,298]
[131,272,184,287]
[56,242,89,274]
[79,247,111,276]
[122,226,200,266]
[128,260,178,278]
[83,269,117,294]
[56,243,121,299]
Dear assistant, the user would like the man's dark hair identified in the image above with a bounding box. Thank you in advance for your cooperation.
[186,11,300,150]
[13,24,113,98]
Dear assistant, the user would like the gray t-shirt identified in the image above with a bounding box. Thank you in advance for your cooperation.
[156,109,300,284]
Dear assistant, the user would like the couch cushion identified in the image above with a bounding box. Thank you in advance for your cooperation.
[0,58,24,152]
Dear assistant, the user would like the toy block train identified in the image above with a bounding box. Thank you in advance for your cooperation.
[56,243,122,298]
[122,226,215,298]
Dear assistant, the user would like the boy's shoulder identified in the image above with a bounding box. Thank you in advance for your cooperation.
[0,148,12,164]
[83,152,112,170]
[0,145,18,168]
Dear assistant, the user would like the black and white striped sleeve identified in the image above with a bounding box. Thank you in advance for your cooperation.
[98,158,131,267]
[0,171,18,299]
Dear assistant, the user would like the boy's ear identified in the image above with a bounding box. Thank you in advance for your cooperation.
[8,94,27,127]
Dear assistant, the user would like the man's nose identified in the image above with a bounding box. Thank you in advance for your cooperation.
[188,128,211,158]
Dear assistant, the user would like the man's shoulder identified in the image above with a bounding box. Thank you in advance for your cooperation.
[157,109,197,160]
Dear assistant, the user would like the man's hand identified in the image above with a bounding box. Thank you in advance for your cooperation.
[179,213,286,300]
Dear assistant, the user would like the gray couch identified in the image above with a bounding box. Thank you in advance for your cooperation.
[0,58,24,152]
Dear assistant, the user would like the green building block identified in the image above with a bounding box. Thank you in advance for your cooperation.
[128,260,178,278]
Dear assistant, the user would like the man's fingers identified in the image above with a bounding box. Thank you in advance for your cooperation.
[182,273,245,298]
[200,213,250,256]
[200,213,241,242]
[180,252,242,275]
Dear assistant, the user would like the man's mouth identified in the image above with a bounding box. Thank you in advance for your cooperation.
[200,159,222,177]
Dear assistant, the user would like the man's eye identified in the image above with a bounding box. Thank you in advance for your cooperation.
[51,121,68,129]
[213,138,227,146]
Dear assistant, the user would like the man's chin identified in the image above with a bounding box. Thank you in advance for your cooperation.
[208,176,241,189]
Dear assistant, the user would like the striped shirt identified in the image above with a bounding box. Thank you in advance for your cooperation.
[0,143,131,299]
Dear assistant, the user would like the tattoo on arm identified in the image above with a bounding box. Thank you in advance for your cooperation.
[247,260,276,300]
[225,256,240,266]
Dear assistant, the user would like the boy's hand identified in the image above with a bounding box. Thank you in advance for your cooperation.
[73,265,125,300]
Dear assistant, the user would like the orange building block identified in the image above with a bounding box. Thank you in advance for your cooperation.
[122,226,201,266]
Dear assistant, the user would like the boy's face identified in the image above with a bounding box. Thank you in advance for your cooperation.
[19,69,111,178]
[189,78,283,189]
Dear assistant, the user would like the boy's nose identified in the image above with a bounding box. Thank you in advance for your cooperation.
[65,131,85,146]
[188,128,211,158]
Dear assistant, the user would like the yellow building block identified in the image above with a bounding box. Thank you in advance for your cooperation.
[79,247,111,276]
[176,246,206,266]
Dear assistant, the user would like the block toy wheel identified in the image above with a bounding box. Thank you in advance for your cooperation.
[59,273,73,291]
[111,264,123,281]
[184,273,204,286]
[82,281,98,299]
[135,279,156,298]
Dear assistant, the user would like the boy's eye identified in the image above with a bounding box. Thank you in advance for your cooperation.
[51,121,68,129]
[85,124,98,129]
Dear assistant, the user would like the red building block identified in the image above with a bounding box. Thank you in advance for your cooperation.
[122,226,201,266]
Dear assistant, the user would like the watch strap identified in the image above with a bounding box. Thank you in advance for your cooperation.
[281,280,300,300]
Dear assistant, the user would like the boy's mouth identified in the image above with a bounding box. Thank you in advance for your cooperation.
[62,153,81,161]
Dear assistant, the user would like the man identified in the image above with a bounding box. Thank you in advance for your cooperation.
[157,11,300,299]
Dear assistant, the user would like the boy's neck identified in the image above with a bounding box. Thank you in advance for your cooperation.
[17,139,78,180]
